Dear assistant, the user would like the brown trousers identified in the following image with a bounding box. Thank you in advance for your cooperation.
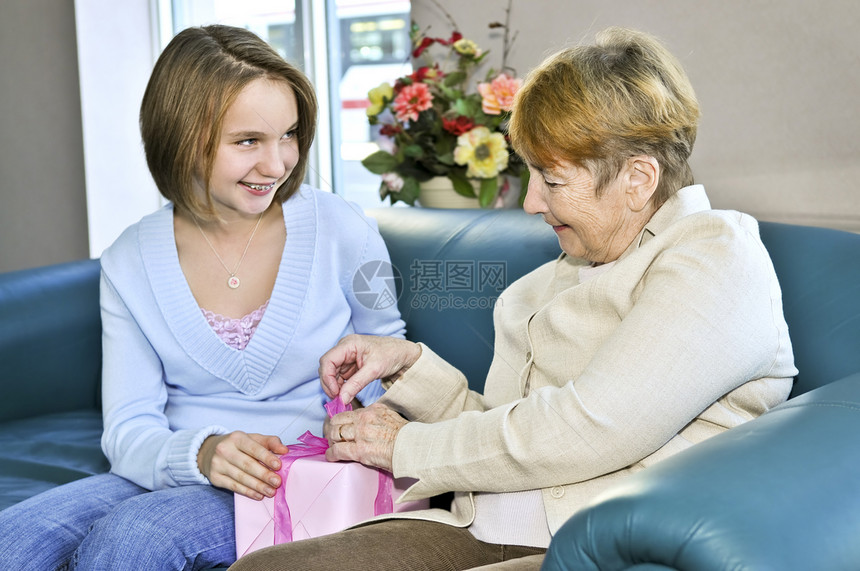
[228,519,546,571]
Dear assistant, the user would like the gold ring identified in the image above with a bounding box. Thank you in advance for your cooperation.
[337,425,345,441]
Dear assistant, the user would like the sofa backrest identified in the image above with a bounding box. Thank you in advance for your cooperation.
[369,208,561,391]
[4,213,851,421]
[372,209,860,399]
[758,221,860,397]
[0,259,102,421]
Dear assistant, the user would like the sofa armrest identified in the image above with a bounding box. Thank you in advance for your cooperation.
[543,372,860,571]
[0,259,102,422]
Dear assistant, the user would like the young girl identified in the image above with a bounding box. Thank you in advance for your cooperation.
[0,25,404,570]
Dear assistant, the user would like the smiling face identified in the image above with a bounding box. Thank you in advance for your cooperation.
[523,158,658,264]
[201,77,300,221]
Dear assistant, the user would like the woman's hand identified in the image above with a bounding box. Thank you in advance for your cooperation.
[324,403,406,472]
[319,334,422,404]
[197,431,288,500]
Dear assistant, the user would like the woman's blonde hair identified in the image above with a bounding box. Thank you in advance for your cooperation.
[140,25,318,218]
[509,27,700,206]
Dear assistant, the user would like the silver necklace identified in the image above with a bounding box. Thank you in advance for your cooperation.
[193,212,264,289]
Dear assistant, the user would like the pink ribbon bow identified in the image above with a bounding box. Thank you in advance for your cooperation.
[272,399,394,543]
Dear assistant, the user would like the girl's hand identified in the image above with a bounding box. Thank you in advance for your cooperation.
[324,403,407,472]
[318,334,422,404]
[197,431,288,500]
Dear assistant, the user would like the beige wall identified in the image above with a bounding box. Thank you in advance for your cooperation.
[0,0,89,272]
[413,0,860,231]
[1,1,857,272]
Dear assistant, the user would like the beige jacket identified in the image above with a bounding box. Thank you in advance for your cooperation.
[377,185,797,535]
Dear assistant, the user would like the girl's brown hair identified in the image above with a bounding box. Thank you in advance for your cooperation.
[140,25,318,218]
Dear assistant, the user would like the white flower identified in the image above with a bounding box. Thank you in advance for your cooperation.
[381,172,405,193]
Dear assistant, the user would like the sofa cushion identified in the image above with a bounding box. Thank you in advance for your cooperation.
[758,222,860,396]
[0,409,107,511]
[0,259,102,422]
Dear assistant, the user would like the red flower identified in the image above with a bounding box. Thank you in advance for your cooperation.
[439,31,463,46]
[412,37,435,58]
[412,32,463,57]
[442,115,475,136]
[410,67,429,82]
[409,66,443,83]
[393,82,433,123]
[379,124,403,137]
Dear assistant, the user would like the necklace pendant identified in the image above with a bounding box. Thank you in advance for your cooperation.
[227,275,241,289]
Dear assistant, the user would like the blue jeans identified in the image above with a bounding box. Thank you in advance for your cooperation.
[0,473,236,570]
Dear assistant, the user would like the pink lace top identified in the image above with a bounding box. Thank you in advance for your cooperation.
[201,301,269,351]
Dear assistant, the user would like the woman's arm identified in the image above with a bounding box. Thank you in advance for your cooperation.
[385,215,794,498]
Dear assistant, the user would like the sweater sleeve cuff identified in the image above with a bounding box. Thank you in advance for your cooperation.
[378,343,469,421]
[167,425,229,486]
[356,378,385,406]
[390,421,449,500]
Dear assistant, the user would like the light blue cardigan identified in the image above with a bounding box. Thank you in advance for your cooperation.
[99,186,405,491]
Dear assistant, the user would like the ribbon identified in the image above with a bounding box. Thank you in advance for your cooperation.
[272,399,395,543]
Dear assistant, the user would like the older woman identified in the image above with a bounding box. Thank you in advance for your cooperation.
[230,27,796,571]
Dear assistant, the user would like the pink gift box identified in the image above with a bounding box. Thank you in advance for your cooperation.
[235,453,428,558]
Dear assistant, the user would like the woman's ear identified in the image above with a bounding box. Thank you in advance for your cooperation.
[625,156,660,212]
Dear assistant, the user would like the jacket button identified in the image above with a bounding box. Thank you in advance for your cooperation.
[550,486,564,498]
[525,351,532,361]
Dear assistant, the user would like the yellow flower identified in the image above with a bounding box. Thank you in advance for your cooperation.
[452,38,482,58]
[366,82,393,117]
[453,126,509,178]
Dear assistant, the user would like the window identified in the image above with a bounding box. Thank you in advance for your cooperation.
[163,0,411,209]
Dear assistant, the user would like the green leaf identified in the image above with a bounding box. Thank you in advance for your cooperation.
[434,136,455,162]
[479,177,498,208]
[449,172,476,198]
[437,84,462,102]
[400,162,436,181]
[402,144,424,159]
[361,151,398,174]
[400,176,420,205]
[383,176,419,207]
[453,97,481,118]
[443,71,467,87]
[435,152,454,166]
[421,160,449,176]
[480,114,504,131]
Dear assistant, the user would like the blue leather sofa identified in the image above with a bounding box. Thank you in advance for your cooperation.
[1,207,858,570]
[537,218,860,571]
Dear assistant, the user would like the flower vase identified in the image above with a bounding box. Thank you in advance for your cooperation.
[417,177,480,209]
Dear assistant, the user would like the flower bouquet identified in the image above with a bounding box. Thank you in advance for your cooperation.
[361,3,528,208]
